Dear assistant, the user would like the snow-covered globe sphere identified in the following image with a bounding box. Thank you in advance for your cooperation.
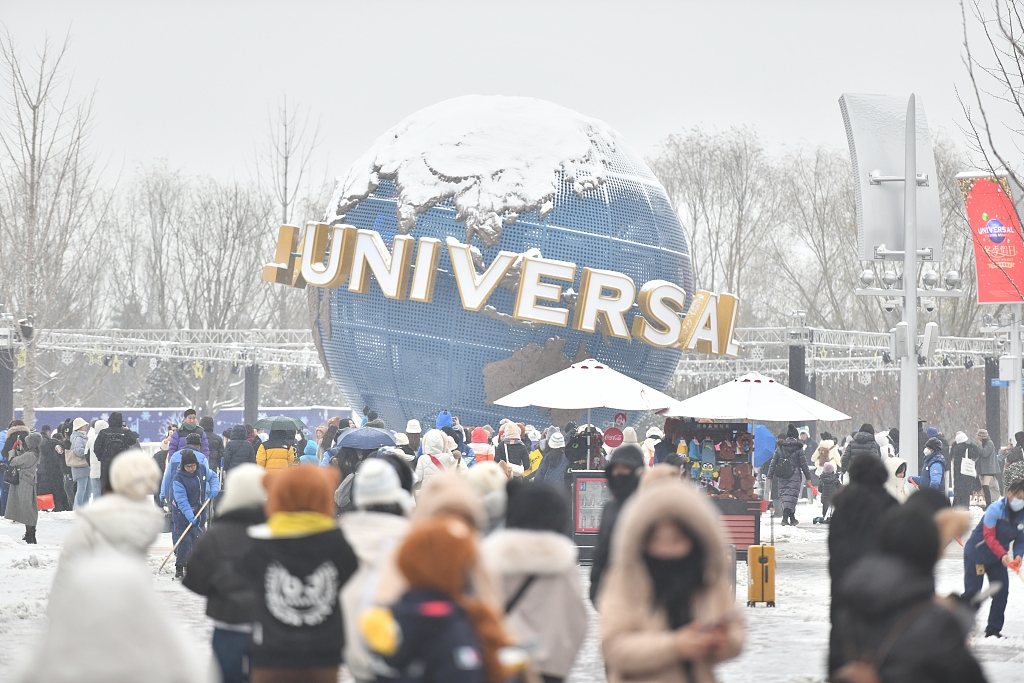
[313,96,693,429]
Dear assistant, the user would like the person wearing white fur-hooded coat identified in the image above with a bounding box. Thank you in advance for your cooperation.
[598,471,744,683]
[15,551,217,683]
[49,449,164,614]
[482,482,588,683]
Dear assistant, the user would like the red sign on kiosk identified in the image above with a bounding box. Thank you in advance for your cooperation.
[604,427,623,448]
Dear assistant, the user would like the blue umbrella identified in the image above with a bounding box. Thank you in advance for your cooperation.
[336,426,396,450]
[753,424,777,468]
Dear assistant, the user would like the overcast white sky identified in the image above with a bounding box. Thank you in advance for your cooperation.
[4,1,982,187]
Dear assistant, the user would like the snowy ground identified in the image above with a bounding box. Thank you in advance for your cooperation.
[1,500,1021,682]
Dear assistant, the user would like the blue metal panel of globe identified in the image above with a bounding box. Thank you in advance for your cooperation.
[316,131,693,430]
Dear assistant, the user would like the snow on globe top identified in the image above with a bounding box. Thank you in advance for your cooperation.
[309,95,695,428]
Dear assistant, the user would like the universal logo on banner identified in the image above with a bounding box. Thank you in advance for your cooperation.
[957,174,1024,304]
[262,222,740,356]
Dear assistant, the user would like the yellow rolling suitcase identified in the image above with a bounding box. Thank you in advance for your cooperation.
[747,544,775,607]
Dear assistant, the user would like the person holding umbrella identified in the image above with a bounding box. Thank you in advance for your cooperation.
[254,417,305,471]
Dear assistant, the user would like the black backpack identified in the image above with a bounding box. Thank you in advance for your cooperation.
[774,452,794,479]
[101,430,127,461]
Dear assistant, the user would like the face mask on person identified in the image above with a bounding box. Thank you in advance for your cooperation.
[607,472,639,501]
[923,448,933,456]
[1010,497,1024,512]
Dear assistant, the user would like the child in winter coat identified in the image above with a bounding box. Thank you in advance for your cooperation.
[183,464,267,683]
[241,465,358,683]
[817,462,842,517]
[482,482,588,683]
[361,515,517,683]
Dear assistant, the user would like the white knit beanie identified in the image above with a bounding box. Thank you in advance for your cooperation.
[622,426,639,444]
[354,458,412,512]
[548,431,565,448]
[109,449,161,501]
[217,464,267,515]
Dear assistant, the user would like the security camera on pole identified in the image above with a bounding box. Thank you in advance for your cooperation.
[841,94,962,476]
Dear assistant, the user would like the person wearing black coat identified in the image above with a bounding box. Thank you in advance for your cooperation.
[950,432,981,508]
[223,424,257,471]
[588,444,645,605]
[200,416,225,470]
[841,424,882,473]
[184,464,267,683]
[827,453,899,676]
[834,504,986,683]
[36,428,70,512]
[93,412,139,493]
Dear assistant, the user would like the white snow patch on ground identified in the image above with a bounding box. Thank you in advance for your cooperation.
[1,500,1020,682]
[327,95,621,247]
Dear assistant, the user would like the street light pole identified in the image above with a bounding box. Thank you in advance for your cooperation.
[1010,304,1023,444]
[899,95,920,475]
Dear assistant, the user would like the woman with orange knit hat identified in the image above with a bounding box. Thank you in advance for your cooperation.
[240,465,358,683]
[361,515,520,683]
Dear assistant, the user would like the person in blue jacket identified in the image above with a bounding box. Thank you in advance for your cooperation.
[910,437,947,491]
[171,450,219,578]
[160,432,213,503]
[963,460,1024,638]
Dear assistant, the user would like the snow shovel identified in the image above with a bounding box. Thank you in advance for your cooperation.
[158,497,212,572]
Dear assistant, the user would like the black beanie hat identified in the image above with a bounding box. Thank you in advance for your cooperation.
[506,481,569,535]
[787,424,799,439]
[859,423,875,435]
[904,487,952,517]
[848,453,888,487]
[180,450,199,467]
[880,507,939,575]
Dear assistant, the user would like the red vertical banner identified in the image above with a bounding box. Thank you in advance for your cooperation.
[958,175,1024,304]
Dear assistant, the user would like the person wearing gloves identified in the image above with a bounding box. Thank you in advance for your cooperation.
[599,477,744,683]
[910,437,947,492]
[360,515,518,683]
[85,419,107,502]
[414,429,457,495]
[482,482,588,683]
[642,427,663,467]
[495,422,530,476]
[241,465,358,683]
[470,427,495,464]
[160,432,214,505]
[67,418,91,509]
[950,431,981,507]
[168,409,210,458]
[883,457,910,504]
[223,424,257,471]
[5,431,42,544]
[15,552,218,683]
[170,450,220,578]
[589,443,646,604]
[339,459,413,683]
[50,449,164,608]
[183,464,267,683]
[962,459,1024,638]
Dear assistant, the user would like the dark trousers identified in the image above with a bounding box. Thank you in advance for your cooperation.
[964,555,1010,633]
[213,628,250,683]
[171,512,200,567]
[0,476,9,515]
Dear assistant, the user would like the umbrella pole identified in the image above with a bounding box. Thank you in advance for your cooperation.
[587,407,592,470]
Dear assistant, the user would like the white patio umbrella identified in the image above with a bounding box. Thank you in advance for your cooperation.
[494,358,678,411]
[659,372,850,423]
[494,358,678,468]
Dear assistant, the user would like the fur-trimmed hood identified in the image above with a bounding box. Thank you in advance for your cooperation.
[413,472,487,530]
[481,528,577,576]
[599,478,743,683]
